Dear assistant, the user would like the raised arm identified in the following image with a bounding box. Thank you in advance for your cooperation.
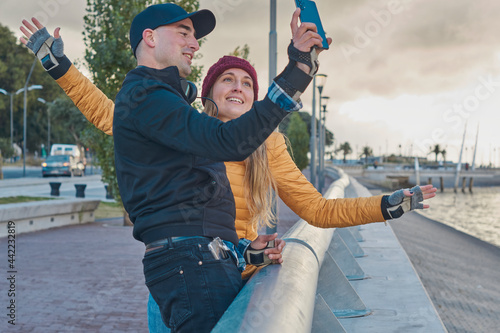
[266,133,436,227]
[20,18,114,135]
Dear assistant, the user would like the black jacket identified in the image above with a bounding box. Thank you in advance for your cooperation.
[113,66,289,245]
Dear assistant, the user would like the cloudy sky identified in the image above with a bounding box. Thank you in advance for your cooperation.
[2,0,500,165]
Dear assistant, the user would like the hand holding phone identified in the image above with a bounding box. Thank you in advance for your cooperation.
[294,0,329,49]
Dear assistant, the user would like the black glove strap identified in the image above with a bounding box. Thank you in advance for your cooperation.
[287,41,319,76]
[244,241,274,267]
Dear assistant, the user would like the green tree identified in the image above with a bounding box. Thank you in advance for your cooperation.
[286,112,310,170]
[46,96,88,146]
[279,111,333,147]
[0,24,64,154]
[229,44,251,60]
[0,138,15,159]
[81,0,203,218]
[336,142,352,163]
[360,145,373,165]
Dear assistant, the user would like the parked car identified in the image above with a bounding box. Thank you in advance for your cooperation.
[50,144,87,172]
[41,155,84,177]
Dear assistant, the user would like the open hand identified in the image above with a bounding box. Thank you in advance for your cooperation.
[20,17,61,46]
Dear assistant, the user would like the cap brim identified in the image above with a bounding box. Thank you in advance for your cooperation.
[186,9,216,39]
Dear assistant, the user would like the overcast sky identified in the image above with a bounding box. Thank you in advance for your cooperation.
[2,0,500,165]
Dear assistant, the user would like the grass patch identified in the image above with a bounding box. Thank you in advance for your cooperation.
[0,196,56,204]
[95,201,124,220]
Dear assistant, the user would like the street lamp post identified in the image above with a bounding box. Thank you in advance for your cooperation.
[318,96,329,193]
[37,98,52,153]
[315,74,327,191]
[0,88,22,150]
[20,58,43,177]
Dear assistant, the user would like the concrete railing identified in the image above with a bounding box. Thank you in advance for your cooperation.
[213,167,446,332]
[0,199,100,237]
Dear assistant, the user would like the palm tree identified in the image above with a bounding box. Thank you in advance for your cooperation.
[431,144,441,162]
[360,146,373,165]
[336,142,352,164]
[441,149,447,165]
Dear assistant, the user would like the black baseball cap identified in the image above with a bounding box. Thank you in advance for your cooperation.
[130,3,216,57]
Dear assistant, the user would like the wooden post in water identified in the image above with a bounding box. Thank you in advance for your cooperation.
[469,177,474,193]
[461,177,466,193]
[440,177,444,192]
[428,177,432,185]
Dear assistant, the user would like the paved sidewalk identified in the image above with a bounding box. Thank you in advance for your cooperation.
[358,177,500,333]
[390,213,500,333]
[0,218,148,332]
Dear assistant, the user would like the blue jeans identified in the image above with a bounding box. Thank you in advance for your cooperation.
[143,237,242,333]
[148,293,170,333]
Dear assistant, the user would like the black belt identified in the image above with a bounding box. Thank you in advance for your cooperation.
[145,236,208,250]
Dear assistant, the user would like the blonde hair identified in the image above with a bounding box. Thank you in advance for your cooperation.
[204,90,278,231]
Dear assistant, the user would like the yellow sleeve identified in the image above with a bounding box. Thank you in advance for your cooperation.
[267,132,386,228]
[55,64,114,135]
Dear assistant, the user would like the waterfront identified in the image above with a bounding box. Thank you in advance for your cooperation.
[418,186,500,248]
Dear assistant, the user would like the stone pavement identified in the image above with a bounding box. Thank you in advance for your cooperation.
[390,212,500,333]
[358,178,500,333]
[0,218,148,332]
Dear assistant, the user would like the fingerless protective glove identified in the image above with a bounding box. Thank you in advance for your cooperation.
[244,240,275,267]
[25,27,71,80]
[273,41,317,101]
[381,185,424,220]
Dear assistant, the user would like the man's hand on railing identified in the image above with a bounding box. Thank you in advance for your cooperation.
[245,233,286,266]
[382,184,437,220]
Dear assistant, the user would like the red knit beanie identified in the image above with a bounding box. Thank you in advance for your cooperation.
[201,56,259,105]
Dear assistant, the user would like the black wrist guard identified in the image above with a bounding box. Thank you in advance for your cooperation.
[273,41,316,101]
[287,40,319,77]
[244,240,275,267]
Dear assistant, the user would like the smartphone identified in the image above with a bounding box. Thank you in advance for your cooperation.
[294,0,329,49]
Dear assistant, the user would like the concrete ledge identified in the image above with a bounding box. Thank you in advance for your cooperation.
[0,199,100,237]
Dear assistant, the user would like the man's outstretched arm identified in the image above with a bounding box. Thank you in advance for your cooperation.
[20,17,114,135]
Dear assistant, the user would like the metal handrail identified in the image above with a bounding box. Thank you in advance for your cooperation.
[212,169,350,332]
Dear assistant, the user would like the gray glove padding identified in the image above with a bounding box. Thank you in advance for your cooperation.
[25,27,64,71]
[383,185,424,219]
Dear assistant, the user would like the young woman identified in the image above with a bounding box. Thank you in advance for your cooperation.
[21,19,436,333]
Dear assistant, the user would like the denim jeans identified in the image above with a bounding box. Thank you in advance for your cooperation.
[148,293,170,333]
[143,237,242,333]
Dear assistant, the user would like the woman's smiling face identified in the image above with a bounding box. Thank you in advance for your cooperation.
[211,68,255,122]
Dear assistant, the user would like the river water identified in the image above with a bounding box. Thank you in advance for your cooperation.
[417,186,500,248]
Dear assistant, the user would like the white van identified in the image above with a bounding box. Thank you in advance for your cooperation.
[49,144,85,175]
[50,144,80,158]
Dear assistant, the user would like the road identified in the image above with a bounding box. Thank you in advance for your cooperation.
[1,165,102,179]
[0,173,111,202]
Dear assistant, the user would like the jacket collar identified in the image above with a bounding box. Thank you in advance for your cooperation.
[128,65,188,102]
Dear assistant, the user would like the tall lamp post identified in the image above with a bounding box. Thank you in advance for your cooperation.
[267,0,279,234]
[0,88,25,149]
[1,87,38,161]
[37,98,52,154]
[19,58,43,177]
[314,74,327,190]
[19,84,43,176]
[318,96,330,193]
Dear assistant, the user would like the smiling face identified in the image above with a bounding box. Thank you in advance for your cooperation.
[211,68,255,122]
[151,18,199,77]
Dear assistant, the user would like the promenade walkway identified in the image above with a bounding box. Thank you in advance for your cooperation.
[359,178,500,333]
[1,218,149,332]
[2,171,497,332]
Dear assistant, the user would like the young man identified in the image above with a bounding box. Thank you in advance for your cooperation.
[21,3,331,332]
